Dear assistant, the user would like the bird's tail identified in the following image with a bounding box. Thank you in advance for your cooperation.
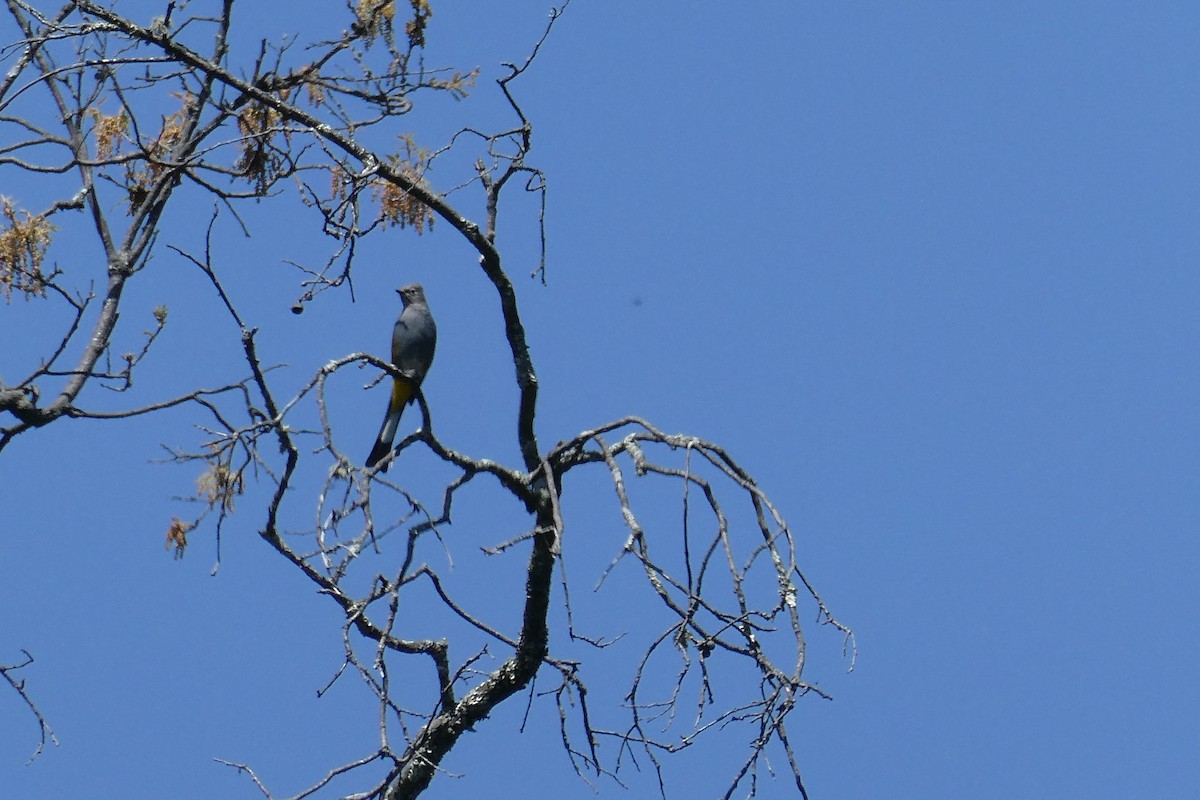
[365,379,413,471]
[365,408,401,471]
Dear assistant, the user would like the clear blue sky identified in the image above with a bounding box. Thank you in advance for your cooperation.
[3,3,1197,798]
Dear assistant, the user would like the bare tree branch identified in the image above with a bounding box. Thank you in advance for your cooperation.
[0,649,59,764]
[0,3,850,797]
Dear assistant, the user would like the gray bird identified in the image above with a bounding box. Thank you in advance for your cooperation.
[365,284,436,471]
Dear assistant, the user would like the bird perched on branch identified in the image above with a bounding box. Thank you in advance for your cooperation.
[365,283,436,471]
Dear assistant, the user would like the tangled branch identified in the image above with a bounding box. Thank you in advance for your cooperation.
[0,3,849,798]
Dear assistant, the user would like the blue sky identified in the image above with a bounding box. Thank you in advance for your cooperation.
[2,2,1198,798]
